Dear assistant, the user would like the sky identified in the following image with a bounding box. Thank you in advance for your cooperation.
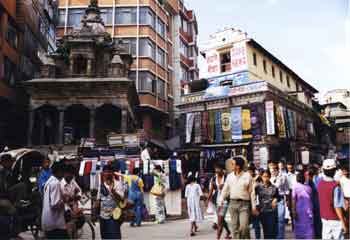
[186,0,349,101]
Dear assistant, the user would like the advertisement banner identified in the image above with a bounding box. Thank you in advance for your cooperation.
[221,110,232,142]
[251,105,262,140]
[265,101,275,135]
[231,41,248,73]
[207,71,249,87]
[276,104,287,138]
[229,81,268,97]
[206,50,220,77]
[204,85,230,100]
[186,113,195,143]
[242,109,252,139]
[231,107,242,141]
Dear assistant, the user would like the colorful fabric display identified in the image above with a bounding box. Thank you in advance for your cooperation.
[201,111,209,143]
[242,109,252,139]
[143,160,149,175]
[118,160,127,173]
[282,106,290,138]
[100,155,115,162]
[231,107,242,141]
[90,160,97,175]
[186,113,195,143]
[276,104,287,138]
[84,161,92,175]
[169,159,181,190]
[176,160,182,174]
[287,109,295,138]
[208,111,215,143]
[128,159,135,174]
[194,112,202,143]
[221,109,232,142]
[79,161,86,176]
[215,111,223,143]
[142,174,154,192]
[251,105,262,140]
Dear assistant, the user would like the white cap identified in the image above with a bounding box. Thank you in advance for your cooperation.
[323,159,336,170]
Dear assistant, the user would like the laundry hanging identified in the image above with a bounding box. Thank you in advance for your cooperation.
[231,107,242,141]
[186,113,195,143]
[215,111,223,143]
[221,109,232,142]
[242,109,252,139]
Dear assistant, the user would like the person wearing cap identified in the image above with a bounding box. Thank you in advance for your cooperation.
[317,159,348,239]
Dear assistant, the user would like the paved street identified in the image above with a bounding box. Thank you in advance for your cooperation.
[20,215,293,239]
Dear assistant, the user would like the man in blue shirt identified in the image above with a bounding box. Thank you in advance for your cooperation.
[38,158,52,194]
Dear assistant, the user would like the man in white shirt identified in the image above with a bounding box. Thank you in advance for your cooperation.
[219,156,257,239]
[42,162,68,239]
[141,145,151,162]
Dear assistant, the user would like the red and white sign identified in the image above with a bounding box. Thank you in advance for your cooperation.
[231,41,248,73]
[206,50,220,77]
[265,101,275,135]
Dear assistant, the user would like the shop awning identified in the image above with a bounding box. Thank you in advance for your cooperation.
[201,142,250,148]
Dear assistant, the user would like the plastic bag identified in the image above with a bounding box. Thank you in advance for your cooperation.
[206,201,215,215]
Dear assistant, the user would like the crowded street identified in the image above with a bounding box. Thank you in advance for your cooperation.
[0,0,349,239]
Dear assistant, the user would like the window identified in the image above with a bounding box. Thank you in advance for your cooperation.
[263,59,267,73]
[58,9,66,26]
[157,79,165,98]
[296,83,300,92]
[140,7,155,28]
[253,52,257,66]
[121,38,137,55]
[4,57,16,85]
[181,17,188,32]
[157,48,166,67]
[68,9,84,27]
[279,70,283,83]
[272,65,275,78]
[181,66,188,81]
[130,71,157,93]
[286,75,290,87]
[116,7,136,24]
[141,39,156,60]
[220,52,231,73]
[100,8,113,25]
[180,40,189,57]
[6,20,18,49]
[157,18,166,38]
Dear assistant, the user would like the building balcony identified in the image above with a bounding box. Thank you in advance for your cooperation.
[180,28,193,43]
[180,54,193,68]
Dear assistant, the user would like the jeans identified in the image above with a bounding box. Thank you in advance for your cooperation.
[252,215,261,239]
[45,229,70,239]
[228,200,251,239]
[131,197,143,226]
[100,218,121,239]
[277,200,286,239]
[260,211,278,239]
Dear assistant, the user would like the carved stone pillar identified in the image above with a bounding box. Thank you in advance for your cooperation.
[89,108,95,138]
[58,108,65,144]
[87,59,92,76]
[121,109,128,133]
[27,109,34,146]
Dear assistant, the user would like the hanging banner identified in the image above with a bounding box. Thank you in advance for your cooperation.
[242,109,252,139]
[186,113,195,143]
[301,150,310,165]
[259,146,269,169]
[204,85,230,100]
[265,101,275,135]
[221,110,232,142]
[208,111,216,143]
[276,104,287,138]
[283,107,290,138]
[287,110,295,139]
[251,105,262,140]
[194,112,202,143]
[215,111,223,143]
[231,41,248,73]
[229,81,268,97]
[206,50,220,77]
[201,111,209,143]
[207,71,249,87]
[231,107,242,141]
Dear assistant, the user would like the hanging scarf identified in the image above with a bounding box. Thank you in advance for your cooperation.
[221,109,232,142]
[186,113,195,143]
[251,105,262,140]
[231,107,242,141]
[242,109,252,139]
[201,111,209,143]
[208,111,216,143]
[194,112,202,143]
[215,111,223,143]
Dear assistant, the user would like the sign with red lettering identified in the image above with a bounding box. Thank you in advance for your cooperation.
[231,41,248,73]
[206,50,220,77]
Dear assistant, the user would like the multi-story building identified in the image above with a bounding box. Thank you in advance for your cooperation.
[324,89,350,109]
[0,0,58,148]
[178,28,327,172]
[57,0,199,141]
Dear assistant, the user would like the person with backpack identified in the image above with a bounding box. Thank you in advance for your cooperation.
[207,162,232,239]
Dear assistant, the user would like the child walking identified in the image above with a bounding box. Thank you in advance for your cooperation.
[185,174,204,237]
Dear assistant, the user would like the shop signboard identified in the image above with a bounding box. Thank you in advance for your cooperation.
[207,71,249,87]
[80,138,95,148]
[181,93,204,104]
[229,81,268,97]
[206,50,220,77]
[231,41,248,73]
[265,101,275,135]
[259,146,269,169]
[204,85,230,100]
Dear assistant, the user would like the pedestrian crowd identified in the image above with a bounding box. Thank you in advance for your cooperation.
[0,149,349,239]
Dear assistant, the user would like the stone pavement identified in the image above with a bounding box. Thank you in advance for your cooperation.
[19,214,293,239]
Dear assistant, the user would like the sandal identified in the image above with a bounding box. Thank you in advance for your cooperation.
[190,232,196,237]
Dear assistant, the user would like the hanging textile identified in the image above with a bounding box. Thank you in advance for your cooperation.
[79,161,86,176]
[231,107,242,141]
[194,112,202,143]
[215,111,223,143]
[251,105,262,140]
[287,109,295,139]
[282,106,290,138]
[242,109,252,139]
[208,111,215,143]
[265,101,275,135]
[169,159,181,190]
[221,109,232,142]
[276,104,287,138]
[201,111,209,143]
[186,113,195,143]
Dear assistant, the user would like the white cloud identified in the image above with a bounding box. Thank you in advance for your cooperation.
[267,0,278,5]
